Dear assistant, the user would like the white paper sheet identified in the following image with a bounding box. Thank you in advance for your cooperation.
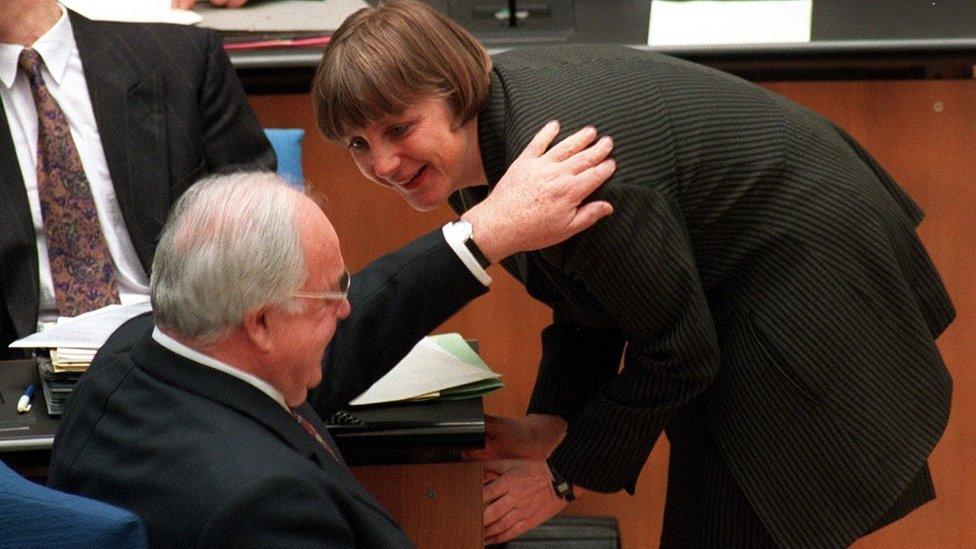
[195,0,368,33]
[9,301,152,350]
[648,0,812,46]
[349,337,502,406]
[60,0,202,24]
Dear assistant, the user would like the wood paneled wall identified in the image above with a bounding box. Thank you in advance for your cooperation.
[248,78,976,547]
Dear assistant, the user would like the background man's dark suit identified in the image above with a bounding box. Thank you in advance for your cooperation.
[452,45,955,546]
[0,11,274,354]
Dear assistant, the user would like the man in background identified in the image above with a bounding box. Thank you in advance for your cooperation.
[172,0,249,8]
[0,0,274,358]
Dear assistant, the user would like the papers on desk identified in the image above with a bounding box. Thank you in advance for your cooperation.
[648,0,812,46]
[196,0,369,33]
[49,348,97,372]
[60,0,202,25]
[9,302,152,416]
[349,333,503,407]
[9,301,152,351]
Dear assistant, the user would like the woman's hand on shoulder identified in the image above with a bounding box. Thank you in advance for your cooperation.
[463,120,616,262]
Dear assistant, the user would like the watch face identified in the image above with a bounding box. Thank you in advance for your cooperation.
[555,480,575,501]
[548,461,575,501]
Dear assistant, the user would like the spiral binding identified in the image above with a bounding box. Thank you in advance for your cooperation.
[327,409,364,426]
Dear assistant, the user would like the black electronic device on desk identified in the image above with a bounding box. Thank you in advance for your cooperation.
[327,398,485,465]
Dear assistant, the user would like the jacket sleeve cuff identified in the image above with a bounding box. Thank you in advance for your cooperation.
[442,222,492,286]
[547,396,663,495]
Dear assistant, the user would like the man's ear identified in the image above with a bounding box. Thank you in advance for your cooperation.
[242,306,274,353]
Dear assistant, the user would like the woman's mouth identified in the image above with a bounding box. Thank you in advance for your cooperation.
[399,166,427,191]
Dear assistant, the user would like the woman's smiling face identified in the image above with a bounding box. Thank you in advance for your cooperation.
[344,95,484,211]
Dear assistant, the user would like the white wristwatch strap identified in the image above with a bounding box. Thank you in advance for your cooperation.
[442,221,492,287]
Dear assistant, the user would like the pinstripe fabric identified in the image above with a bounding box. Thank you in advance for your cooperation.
[662,396,779,548]
[450,45,954,547]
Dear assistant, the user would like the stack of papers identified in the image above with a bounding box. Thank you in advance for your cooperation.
[50,348,97,372]
[10,301,152,352]
[10,301,152,415]
[37,357,83,416]
[349,333,503,407]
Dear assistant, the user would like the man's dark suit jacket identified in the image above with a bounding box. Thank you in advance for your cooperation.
[451,45,955,547]
[0,11,275,355]
[49,229,488,547]
[48,313,412,548]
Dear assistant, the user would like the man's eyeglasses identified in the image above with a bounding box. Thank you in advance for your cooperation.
[292,268,351,302]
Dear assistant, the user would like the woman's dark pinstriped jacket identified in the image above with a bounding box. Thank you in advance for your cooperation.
[450,44,954,548]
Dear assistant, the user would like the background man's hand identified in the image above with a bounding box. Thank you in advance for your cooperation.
[171,0,249,9]
[462,120,615,262]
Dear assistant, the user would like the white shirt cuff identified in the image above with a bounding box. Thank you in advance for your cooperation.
[442,222,492,287]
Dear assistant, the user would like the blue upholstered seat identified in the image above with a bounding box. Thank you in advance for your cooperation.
[0,460,147,548]
[264,128,305,189]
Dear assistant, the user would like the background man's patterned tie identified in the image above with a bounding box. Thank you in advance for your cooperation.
[19,48,119,316]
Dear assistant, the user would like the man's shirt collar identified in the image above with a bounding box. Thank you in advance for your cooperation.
[152,326,290,412]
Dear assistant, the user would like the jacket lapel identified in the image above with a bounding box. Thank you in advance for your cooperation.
[138,337,328,463]
[133,330,403,525]
[68,11,166,271]
[0,104,40,338]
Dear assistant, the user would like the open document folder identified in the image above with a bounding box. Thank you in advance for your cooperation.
[349,333,503,407]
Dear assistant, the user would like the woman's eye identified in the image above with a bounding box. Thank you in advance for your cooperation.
[390,124,410,138]
[347,138,367,151]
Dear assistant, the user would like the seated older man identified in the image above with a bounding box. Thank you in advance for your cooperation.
[49,173,407,546]
[48,130,613,545]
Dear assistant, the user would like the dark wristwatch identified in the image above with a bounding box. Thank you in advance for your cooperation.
[547,460,576,502]
[455,220,491,269]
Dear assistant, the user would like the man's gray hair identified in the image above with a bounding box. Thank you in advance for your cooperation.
[151,172,307,343]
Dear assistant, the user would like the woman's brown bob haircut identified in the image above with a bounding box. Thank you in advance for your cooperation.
[312,0,492,141]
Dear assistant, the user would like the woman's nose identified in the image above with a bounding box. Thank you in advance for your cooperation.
[372,146,401,179]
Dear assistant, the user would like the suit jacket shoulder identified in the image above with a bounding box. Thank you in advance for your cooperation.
[50,315,410,547]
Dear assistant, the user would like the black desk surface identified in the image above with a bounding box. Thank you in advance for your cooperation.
[228,0,976,93]
[232,39,976,96]
[0,360,57,451]
[0,359,484,468]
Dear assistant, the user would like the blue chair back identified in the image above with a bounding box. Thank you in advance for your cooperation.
[264,128,305,189]
[0,460,147,548]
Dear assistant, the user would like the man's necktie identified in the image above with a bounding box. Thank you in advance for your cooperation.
[293,411,343,464]
[19,48,119,317]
